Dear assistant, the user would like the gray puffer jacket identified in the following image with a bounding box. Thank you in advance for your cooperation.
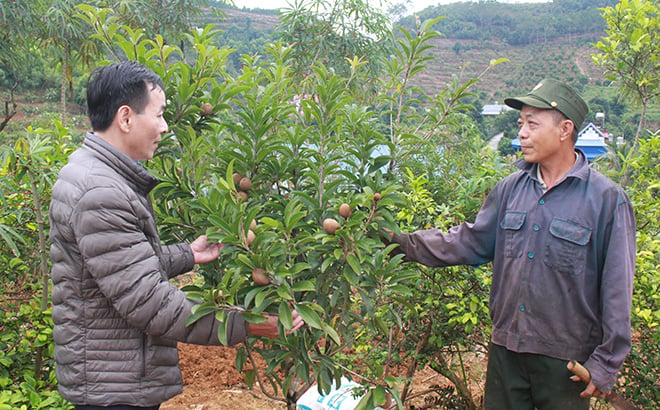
[49,133,247,407]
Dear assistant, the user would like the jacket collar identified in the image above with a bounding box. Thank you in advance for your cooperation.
[515,148,590,183]
[83,132,160,194]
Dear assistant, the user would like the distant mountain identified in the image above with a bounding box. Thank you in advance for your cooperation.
[403,0,616,47]
[399,0,616,98]
[212,1,613,99]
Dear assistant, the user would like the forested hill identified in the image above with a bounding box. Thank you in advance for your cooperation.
[216,0,617,100]
[393,0,618,100]
[399,0,617,47]
[220,0,615,45]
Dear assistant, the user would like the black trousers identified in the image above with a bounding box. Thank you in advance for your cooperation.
[75,406,160,410]
[484,343,590,410]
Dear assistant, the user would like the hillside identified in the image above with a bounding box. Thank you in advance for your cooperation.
[215,4,608,101]
[412,34,605,101]
[220,8,280,32]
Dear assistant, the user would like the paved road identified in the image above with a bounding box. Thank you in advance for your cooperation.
[488,132,504,150]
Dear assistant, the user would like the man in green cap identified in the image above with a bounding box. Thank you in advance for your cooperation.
[386,78,636,409]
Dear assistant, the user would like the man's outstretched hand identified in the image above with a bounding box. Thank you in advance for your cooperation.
[248,309,305,339]
[190,235,224,264]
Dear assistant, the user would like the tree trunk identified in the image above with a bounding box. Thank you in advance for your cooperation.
[28,166,51,379]
[61,52,68,126]
[428,350,479,410]
[0,82,18,132]
[621,100,646,187]
[401,322,432,402]
[632,100,646,155]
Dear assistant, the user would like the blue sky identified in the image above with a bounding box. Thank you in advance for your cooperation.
[232,0,551,14]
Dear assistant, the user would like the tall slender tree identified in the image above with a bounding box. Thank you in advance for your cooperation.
[277,0,392,98]
[593,0,660,153]
[0,0,44,132]
[40,0,223,126]
[41,0,97,125]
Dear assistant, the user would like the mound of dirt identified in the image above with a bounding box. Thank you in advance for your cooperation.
[161,343,285,410]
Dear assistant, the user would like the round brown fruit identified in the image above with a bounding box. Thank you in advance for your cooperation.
[200,103,213,116]
[374,192,382,201]
[249,219,257,230]
[239,177,253,191]
[339,203,351,218]
[323,218,340,235]
[237,191,248,202]
[232,172,242,185]
[246,229,256,246]
[252,268,270,285]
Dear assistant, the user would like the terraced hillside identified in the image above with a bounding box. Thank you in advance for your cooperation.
[216,6,606,101]
[413,34,606,100]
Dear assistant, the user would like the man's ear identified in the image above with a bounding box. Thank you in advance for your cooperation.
[560,119,574,142]
[117,105,132,133]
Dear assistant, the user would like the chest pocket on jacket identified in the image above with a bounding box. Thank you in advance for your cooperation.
[501,211,526,258]
[544,218,591,276]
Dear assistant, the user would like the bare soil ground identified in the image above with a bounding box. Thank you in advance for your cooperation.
[161,343,487,410]
[161,344,614,410]
[161,344,286,410]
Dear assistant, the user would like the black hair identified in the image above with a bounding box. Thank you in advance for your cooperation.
[86,61,164,132]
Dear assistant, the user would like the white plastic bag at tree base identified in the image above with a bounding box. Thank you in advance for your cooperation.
[296,377,388,410]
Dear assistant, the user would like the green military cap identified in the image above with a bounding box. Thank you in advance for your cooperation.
[504,78,589,130]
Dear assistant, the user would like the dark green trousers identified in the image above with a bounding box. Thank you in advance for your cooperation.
[484,343,590,410]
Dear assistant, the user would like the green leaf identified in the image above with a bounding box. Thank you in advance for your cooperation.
[292,280,315,292]
[260,216,282,229]
[279,302,293,330]
[235,347,246,373]
[295,303,323,330]
[346,252,361,275]
[185,303,216,327]
[216,313,229,346]
[254,287,276,311]
[322,323,341,345]
[342,264,359,285]
[354,390,373,410]
[289,262,312,276]
[375,316,389,335]
[241,311,268,324]
[373,385,387,406]
[490,57,510,66]
[277,284,294,301]
[235,253,253,268]
[244,369,256,388]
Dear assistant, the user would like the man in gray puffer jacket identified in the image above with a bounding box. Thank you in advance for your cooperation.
[49,61,304,410]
